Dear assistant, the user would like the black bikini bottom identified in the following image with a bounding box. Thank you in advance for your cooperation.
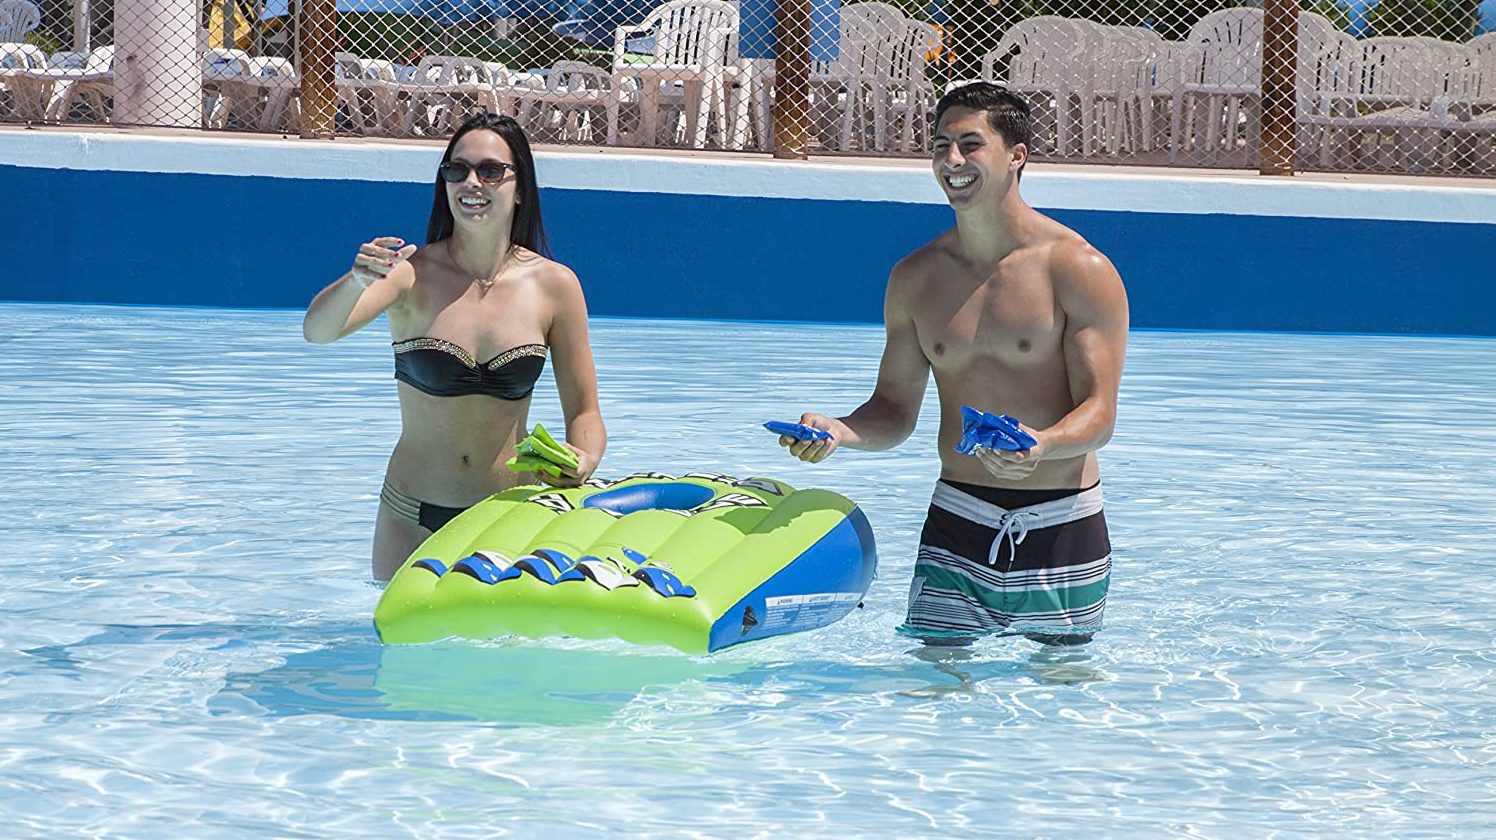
[380,480,470,532]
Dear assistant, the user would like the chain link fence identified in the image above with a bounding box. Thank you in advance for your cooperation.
[1,0,1494,174]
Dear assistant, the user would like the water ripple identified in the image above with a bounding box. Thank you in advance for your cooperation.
[2,304,1495,835]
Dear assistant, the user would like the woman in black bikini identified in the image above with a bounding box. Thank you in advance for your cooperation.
[303,112,606,580]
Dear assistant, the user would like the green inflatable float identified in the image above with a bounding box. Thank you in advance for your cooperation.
[373,471,878,654]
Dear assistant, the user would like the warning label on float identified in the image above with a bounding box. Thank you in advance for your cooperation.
[762,592,862,631]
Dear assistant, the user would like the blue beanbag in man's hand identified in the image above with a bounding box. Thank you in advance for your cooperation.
[955,405,1038,454]
[764,421,833,442]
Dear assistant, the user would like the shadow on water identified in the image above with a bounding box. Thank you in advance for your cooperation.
[17,622,1110,725]
[16,622,743,725]
[215,634,753,725]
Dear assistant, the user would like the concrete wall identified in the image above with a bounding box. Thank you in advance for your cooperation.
[2,131,1493,334]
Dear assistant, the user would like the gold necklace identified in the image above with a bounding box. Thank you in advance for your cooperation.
[461,244,514,293]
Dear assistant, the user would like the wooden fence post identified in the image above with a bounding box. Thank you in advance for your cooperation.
[772,0,811,160]
[298,0,337,139]
[1260,0,1298,175]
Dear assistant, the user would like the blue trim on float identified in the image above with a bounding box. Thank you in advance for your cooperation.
[452,555,514,584]
[707,506,877,652]
[516,549,586,584]
[634,566,698,598]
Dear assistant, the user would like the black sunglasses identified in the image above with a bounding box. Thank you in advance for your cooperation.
[438,160,517,184]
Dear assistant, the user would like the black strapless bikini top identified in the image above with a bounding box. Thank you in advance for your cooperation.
[393,337,547,400]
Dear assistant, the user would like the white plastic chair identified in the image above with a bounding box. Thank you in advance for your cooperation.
[517,61,618,143]
[201,47,251,128]
[1354,36,1466,110]
[841,19,935,153]
[394,55,503,137]
[47,50,87,68]
[335,52,401,135]
[761,1,906,152]
[486,61,539,119]
[0,42,44,64]
[11,45,115,123]
[254,57,300,132]
[1468,33,1496,113]
[1105,26,1170,152]
[1295,29,1359,166]
[1448,108,1496,174]
[1169,8,1262,163]
[889,19,940,152]
[1083,25,1158,156]
[211,55,299,132]
[605,0,739,148]
[0,41,45,119]
[741,2,908,152]
[1301,36,1470,171]
[840,1,905,33]
[1293,11,1347,101]
[979,16,1092,156]
[0,0,40,43]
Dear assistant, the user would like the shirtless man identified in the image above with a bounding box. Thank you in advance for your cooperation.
[781,83,1129,645]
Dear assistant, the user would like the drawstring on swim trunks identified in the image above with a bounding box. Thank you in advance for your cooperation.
[987,510,1039,567]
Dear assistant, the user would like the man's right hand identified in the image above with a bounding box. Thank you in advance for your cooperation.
[780,412,844,463]
[350,236,418,289]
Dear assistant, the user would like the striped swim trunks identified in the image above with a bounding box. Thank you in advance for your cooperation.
[899,480,1111,642]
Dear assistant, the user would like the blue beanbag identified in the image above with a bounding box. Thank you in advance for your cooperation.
[764,421,833,442]
[955,405,1038,454]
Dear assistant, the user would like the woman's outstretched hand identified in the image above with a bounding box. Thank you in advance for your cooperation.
[350,236,418,289]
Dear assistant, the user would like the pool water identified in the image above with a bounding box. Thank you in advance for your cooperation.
[3,303,1495,836]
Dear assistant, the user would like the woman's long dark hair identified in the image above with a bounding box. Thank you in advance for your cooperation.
[426,112,550,257]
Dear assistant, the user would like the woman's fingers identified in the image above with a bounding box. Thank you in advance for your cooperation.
[354,253,393,269]
[360,237,410,263]
[541,471,581,487]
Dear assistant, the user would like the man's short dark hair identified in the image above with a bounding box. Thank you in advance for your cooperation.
[934,82,1034,156]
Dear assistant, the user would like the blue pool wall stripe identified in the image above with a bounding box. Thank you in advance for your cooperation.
[1,131,1493,335]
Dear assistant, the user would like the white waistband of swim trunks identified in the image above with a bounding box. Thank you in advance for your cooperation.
[931,482,1104,531]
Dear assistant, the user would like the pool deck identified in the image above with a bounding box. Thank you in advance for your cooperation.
[5,121,1495,193]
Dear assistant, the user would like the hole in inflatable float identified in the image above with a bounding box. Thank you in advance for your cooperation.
[581,482,716,515]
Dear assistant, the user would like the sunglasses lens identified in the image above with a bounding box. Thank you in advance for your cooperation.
[476,164,509,182]
[438,162,468,183]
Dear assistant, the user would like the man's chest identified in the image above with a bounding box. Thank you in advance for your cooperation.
[916,277,1063,368]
